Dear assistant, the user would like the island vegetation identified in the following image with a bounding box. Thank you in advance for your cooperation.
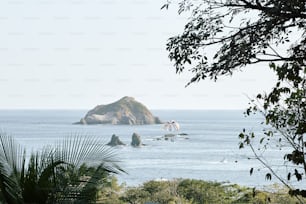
[76,96,162,125]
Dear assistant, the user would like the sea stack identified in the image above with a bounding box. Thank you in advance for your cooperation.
[131,133,142,147]
[107,134,125,146]
[76,96,162,125]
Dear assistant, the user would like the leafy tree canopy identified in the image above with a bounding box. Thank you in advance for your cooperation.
[164,0,306,200]
[164,0,305,84]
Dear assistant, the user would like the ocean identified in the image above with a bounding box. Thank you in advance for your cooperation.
[0,110,294,188]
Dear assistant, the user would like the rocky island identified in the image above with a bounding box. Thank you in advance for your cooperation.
[76,96,162,125]
[107,134,125,146]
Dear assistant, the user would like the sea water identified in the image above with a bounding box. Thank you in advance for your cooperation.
[0,110,296,188]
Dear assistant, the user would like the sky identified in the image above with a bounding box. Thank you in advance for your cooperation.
[0,0,277,110]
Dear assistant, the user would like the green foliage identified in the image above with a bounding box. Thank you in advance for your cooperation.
[120,188,149,204]
[164,0,306,199]
[96,176,125,204]
[164,0,305,84]
[0,133,123,203]
[177,179,229,203]
[239,61,306,199]
[121,180,179,204]
[118,179,304,204]
[88,96,149,119]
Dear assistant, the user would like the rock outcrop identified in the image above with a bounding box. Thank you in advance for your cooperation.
[131,133,142,147]
[107,134,125,146]
[76,96,162,125]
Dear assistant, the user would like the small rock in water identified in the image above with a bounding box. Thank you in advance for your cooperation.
[164,134,176,138]
[107,134,125,146]
[131,132,142,147]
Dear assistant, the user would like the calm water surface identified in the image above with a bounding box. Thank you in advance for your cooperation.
[0,110,296,188]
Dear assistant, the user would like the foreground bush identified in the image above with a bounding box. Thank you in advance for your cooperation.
[117,179,304,204]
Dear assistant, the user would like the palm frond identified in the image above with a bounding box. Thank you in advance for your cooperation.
[22,149,66,204]
[0,132,24,176]
[0,162,21,204]
[76,164,110,202]
[0,132,125,203]
[54,134,124,173]
[52,135,125,202]
[0,133,24,203]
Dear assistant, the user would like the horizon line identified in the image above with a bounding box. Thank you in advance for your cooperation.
[0,108,245,111]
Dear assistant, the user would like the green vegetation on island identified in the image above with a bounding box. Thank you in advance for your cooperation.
[76,96,162,125]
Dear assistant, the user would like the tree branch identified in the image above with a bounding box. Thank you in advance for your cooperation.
[225,1,306,19]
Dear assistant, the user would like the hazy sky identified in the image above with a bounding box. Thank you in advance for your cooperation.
[0,0,277,110]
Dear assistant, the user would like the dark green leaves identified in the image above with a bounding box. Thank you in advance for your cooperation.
[284,151,305,165]
[0,133,124,203]
[160,3,169,10]
[250,168,253,175]
[265,173,272,180]
[287,172,291,181]
[294,169,302,181]
[166,0,305,84]
[167,0,306,198]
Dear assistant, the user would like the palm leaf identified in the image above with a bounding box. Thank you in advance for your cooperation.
[54,134,124,173]
[53,135,125,202]
[76,164,110,202]
[0,133,24,203]
[22,147,67,203]
[0,132,125,203]
[0,162,21,204]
